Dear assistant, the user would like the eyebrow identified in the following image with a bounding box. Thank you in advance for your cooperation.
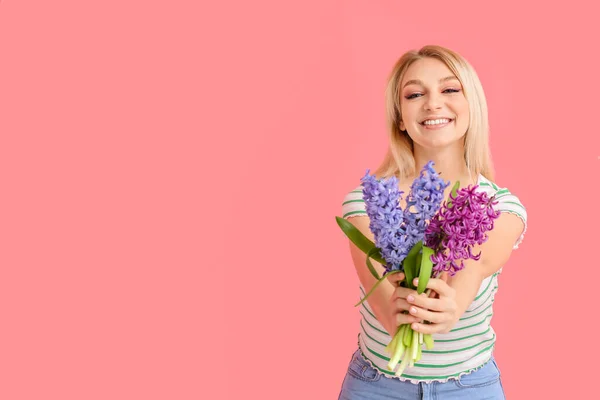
[402,76,459,89]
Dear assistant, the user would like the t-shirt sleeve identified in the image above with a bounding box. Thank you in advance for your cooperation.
[341,185,367,219]
[492,188,527,250]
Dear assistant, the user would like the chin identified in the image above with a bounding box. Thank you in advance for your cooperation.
[416,136,463,149]
[418,126,466,141]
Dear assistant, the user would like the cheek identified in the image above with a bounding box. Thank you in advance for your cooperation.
[456,101,469,120]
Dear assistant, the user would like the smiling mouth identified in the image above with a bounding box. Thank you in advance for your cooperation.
[420,118,454,126]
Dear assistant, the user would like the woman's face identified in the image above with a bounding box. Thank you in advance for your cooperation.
[399,57,470,150]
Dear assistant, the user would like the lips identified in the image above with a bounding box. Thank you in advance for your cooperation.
[420,119,454,130]
[420,118,454,125]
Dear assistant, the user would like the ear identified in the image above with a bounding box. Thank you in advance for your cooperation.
[399,120,405,131]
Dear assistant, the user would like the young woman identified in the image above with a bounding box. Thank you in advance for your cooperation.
[338,45,527,399]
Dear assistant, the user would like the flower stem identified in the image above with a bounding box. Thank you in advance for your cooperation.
[423,333,434,350]
[411,327,419,361]
[386,324,403,355]
[394,346,411,377]
[387,324,406,370]
[403,325,412,347]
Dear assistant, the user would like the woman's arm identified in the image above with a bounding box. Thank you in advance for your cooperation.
[447,212,526,321]
[345,215,421,336]
[404,211,526,334]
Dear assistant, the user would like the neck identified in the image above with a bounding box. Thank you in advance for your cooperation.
[410,144,475,187]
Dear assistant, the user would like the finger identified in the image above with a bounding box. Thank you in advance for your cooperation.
[390,286,414,302]
[414,277,455,298]
[393,298,412,313]
[396,312,422,327]
[407,292,446,312]
[386,271,405,286]
[411,321,446,335]
[407,306,445,324]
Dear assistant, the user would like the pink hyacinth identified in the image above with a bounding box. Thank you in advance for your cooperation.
[424,185,501,276]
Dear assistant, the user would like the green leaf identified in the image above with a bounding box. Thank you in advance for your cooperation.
[365,247,381,280]
[417,245,435,294]
[415,252,422,280]
[447,180,460,209]
[335,216,386,265]
[354,270,401,307]
[403,241,422,289]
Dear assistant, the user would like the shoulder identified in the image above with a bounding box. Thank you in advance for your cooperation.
[477,174,527,221]
[477,174,527,249]
[341,185,367,219]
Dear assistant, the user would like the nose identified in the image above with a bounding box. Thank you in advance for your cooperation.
[424,92,443,110]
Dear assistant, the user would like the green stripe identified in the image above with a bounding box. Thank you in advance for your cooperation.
[450,313,493,333]
[494,188,509,196]
[343,210,367,218]
[460,303,493,321]
[362,337,495,370]
[360,282,494,320]
[423,335,495,354]
[358,286,372,321]
[362,340,395,364]
[360,317,496,356]
[361,301,377,321]
[342,199,365,205]
[479,181,499,191]
[360,320,388,347]
[435,326,491,343]
[465,286,497,312]
[502,201,526,214]
[351,190,362,193]
[359,287,379,321]
[415,342,496,368]
[361,275,496,315]
[474,277,493,301]
[359,311,390,337]
[493,192,513,201]
[358,341,495,379]
[380,346,494,379]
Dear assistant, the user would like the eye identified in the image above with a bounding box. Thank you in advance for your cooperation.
[405,88,461,100]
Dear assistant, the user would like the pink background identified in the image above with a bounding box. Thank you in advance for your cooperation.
[1,1,599,399]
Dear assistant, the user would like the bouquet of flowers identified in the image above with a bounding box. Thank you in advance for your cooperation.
[336,161,501,377]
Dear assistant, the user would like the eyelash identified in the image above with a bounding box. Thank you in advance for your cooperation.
[405,88,460,100]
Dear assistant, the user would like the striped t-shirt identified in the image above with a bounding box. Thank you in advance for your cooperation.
[341,173,527,383]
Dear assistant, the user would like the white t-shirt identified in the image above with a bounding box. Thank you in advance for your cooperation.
[341,173,527,383]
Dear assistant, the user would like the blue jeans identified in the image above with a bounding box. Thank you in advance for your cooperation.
[338,348,506,399]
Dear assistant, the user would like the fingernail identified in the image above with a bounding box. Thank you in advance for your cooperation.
[407,295,414,302]
[412,323,418,330]
[410,307,417,314]
[413,278,419,285]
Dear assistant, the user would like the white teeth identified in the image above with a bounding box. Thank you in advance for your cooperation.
[423,119,451,125]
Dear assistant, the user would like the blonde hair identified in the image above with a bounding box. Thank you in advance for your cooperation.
[373,45,495,183]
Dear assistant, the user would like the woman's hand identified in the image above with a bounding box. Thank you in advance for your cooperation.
[406,273,459,334]
[386,272,424,329]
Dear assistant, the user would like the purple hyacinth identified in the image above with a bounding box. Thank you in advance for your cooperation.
[360,170,411,273]
[403,161,450,249]
[424,184,501,276]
